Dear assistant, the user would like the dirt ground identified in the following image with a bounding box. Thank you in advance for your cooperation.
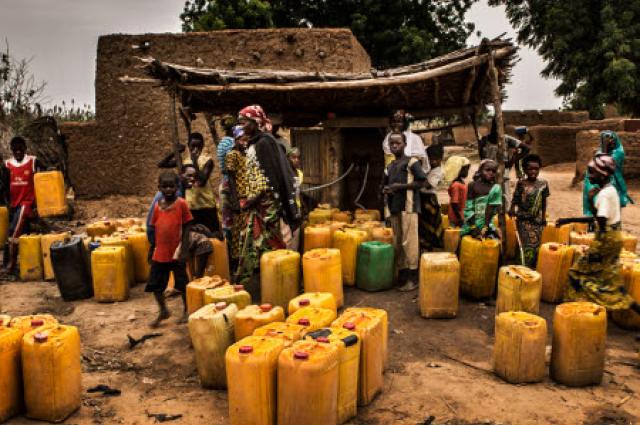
[2,162,639,425]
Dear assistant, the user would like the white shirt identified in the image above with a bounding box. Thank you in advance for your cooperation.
[382,129,430,174]
[422,166,443,194]
[595,184,620,225]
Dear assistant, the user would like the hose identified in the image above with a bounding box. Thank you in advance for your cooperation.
[301,163,355,193]
[354,162,370,210]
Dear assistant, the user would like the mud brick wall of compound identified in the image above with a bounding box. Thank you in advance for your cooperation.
[503,110,590,127]
[528,120,624,166]
[575,130,640,180]
[82,29,371,197]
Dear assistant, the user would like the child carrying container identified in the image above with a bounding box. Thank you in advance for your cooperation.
[461,159,502,239]
[383,132,426,292]
[3,136,44,277]
[146,171,193,327]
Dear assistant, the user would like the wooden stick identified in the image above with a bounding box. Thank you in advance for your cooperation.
[169,88,182,174]
[488,51,508,254]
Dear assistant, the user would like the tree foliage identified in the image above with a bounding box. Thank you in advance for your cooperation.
[489,0,640,118]
[180,0,476,68]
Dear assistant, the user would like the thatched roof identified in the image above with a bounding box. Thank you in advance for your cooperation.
[125,37,517,126]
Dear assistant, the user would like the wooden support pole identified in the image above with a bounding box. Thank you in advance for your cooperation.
[169,87,183,174]
[488,51,508,254]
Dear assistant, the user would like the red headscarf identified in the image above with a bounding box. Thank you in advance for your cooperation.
[238,105,272,132]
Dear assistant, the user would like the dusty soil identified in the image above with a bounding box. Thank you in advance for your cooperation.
[2,163,639,425]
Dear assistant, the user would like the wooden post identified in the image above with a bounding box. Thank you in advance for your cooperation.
[488,51,508,253]
[169,87,183,174]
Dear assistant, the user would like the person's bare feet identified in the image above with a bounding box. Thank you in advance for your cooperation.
[398,280,418,292]
[176,311,188,324]
[150,309,171,328]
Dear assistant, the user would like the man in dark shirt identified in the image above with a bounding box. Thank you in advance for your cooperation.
[383,132,426,291]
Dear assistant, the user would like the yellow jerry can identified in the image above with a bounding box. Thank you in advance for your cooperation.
[459,236,500,299]
[96,236,135,286]
[91,246,129,302]
[536,243,575,303]
[443,227,461,253]
[288,292,337,316]
[495,266,543,315]
[124,231,151,283]
[611,262,640,329]
[308,209,332,225]
[253,322,305,347]
[304,225,332,252]
[570,231,595,248]
[286,307,337,333]
[203,284,251,310]
[226,335,286,425]
[302,248,343,307]
[234,304,285,341]
[9,314,58,334]
[186,275,229,315]
[332,229,367,286]
[22,325,81,422]
[19,234,43,281]
[0,325,23,423]
[86,220,116,238]
[34,171,67,217]
[203,237,230,280]
[260,249,300,309]
[41,232,70,281]
[419,252,460,318]
[0,206,8,247]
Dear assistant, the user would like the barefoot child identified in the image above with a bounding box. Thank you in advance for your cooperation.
[383,132,426,291]
[146,171,193,326]
[461,159,502,239]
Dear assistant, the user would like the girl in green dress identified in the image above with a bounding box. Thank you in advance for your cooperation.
[461,159,502,238]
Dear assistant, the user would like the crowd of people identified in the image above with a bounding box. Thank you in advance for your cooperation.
[3,105,639,325]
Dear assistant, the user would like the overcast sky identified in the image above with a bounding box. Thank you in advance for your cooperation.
[0,0,563,111]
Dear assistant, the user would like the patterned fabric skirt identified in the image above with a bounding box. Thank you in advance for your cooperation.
[234,192,286,284]
[566,229,633,310]
[419,192,443,250]
[516,218,544,268]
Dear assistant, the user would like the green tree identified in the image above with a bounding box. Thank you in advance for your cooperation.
[489,0,640,118]
[180,0,476,68]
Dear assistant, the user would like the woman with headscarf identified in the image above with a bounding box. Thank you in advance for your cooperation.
[559,154,639,313]
[461,159,502,238]
[233,105,300,287]
[583,131,633,218]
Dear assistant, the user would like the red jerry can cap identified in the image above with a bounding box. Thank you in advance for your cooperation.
[298,318,310,326]
[294,351,309,360]
[259,304,273,312]
[233,285,244,291]
[298,299,310,306]
[34,332,48,343]
[343,322,356,330]
[549,244,559,251]
[239,345,253,354]
[31,319,44,327]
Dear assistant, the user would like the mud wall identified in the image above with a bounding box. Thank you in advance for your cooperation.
[575,130,640,180]
[503,110,589,127]
[58,121,102,196]
[91,29,371,197]
[529,120,624,166]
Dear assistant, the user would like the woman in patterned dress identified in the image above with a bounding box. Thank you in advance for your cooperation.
[508,154,549,268]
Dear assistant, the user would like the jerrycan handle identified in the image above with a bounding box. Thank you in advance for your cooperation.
[307,328,332,340]
[341,334,359,347]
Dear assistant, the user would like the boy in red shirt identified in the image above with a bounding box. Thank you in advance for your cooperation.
[447,158,471,227]
[146,171,193,327]
[3,136,43,275]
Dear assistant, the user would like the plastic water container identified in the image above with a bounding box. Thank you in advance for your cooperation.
[332,229,367,286]
[253,322,305,347]
[308,209,332,224]
[611,262,640,329]
[443,227,461,253]
[536,243,575,302]
[186,276,229,315]
[371,227,394,245]
[306,328,360,424]
[288,292,337,315]
[355,241,394,292]
[203,237,231,280]
[124,231,151,283]
[226,335,286,425]
[419,253,460,319]
[277,340,339,425]
[0,206,8,247]
[96,236,135,286]
[493,312,547,384]
[496,266,543,315]
[492,215,517,259]
[332,308,386,406]
[302,249,343,307]
[19,234,43,281]
[541,223,572,245]
[22,325,82,422]
[304,225,332,252]
[91,246,129,302]
[204,284,251,310]
[286,307,337,333]
[40,232,71,281]
[235,304,285,341]
[260,250,300,309]
[331,211,352,223]
[355,209,381,221]
[0,326,23,422]
[50,237,93,301]
[86,220,115,238]
[0,315,10,326]
[570,231,595,247]
[551,302,607,386]
[34,171,67,217]
[188,302,238,389]
[9,314,58,334]
[622,232,637,253]
[459,236,500,299]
